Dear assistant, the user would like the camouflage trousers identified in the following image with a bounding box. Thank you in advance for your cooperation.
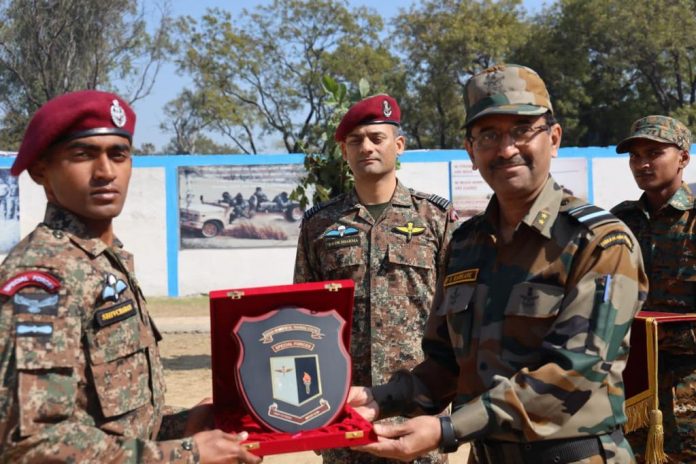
[321,416,448,464]
[626,353,696,464]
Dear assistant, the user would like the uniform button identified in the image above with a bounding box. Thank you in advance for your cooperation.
[553,457,561,463]
[182,439,193,451]
[523,444,532,451]
[53,230,64,239]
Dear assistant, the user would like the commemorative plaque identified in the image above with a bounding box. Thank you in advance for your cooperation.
[209,280,376,456]
[233,306,350,433]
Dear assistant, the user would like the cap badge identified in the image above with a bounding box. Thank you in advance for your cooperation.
[382,100,392,118]
[110,99,127,128]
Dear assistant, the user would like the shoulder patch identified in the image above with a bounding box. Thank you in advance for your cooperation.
[302,196,343,221]
[598,230,634,251]
[0,271,61,297]
[563,202,619,229]
[410,189,452,211]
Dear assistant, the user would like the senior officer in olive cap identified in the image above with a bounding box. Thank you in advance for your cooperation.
[611,115,696,462]
[349,64,648,463]
[294,93,457,464]
[0,90,261,464]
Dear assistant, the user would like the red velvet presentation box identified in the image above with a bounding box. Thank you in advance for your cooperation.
[623,311,696,432]
[209,280,376,456]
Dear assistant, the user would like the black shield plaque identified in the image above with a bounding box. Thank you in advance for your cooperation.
[233,306,350,433]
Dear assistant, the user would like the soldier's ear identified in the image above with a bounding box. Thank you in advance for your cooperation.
[340,142,348,161]
[464,139,478,170]
[679,149,690,169]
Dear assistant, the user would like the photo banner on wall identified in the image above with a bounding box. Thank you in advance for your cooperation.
[450,158,588,219]
[178,164,306,249]
[0,168,20,253]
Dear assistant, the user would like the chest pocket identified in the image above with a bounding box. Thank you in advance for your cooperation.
[86,306,152,419]
[503,282,564,351]
[439,284,476,357]
[386,243,436,296]
[14,313,81,437]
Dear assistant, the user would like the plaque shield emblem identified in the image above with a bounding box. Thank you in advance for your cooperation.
[233,306,350,433]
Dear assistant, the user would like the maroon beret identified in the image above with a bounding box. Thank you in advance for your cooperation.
[11,90,136,176]
[335,94,401,142]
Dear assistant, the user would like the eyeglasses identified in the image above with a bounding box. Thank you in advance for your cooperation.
[469,124,551,150]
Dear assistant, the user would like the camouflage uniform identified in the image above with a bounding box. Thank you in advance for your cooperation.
[612,183,696,461]
[373,177,648,463]
[294,180,456,464]
[0,203,198,463]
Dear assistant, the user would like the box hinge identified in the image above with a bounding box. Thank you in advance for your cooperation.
[324,283,342,292]
[243,441,260,450]
[227,290,245,299]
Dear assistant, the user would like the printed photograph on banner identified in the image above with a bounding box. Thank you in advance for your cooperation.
[450,158,588,219]
[178,164,306,249]
[0,168,20,253]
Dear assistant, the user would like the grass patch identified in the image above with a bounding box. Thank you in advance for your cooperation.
[147,295,209,318]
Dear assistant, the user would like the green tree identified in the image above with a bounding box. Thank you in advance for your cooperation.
[393,0,528,149]
[291,76,372,208]
[0,0,174,149]
[173,0,397,154]
[514,0,696,145]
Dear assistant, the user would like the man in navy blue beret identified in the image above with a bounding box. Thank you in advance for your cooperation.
[1,90,261,463]
[294,94,458,464]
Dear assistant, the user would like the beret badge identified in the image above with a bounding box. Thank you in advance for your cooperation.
[111,99,127,128]
[382,100,392,118]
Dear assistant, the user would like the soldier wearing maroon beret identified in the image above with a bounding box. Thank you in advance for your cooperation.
[294,94,458,464]
[0,90,260,464]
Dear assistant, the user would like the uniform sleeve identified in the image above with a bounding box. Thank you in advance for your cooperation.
[4,422,199,463]
[293,220,318,283]
[447,227,648,442]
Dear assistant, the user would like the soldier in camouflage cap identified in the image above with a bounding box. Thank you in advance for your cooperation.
[0,90,261,464]
[294,93,457,464]
[350,64,647,463]
[612,115,696,462]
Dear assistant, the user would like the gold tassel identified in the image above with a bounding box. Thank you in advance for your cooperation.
[624,398,650,433]
[644,409,668,464]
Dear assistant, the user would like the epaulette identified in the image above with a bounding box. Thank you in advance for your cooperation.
[561,199,620,230]
[609,200,639,215]
[302,195,343,221]
[452,211,485,238]
[409,189,452,211]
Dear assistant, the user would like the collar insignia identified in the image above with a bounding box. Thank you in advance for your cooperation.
[110,99,127,127]
[101,273,128,302]
[323,225,359,238]
[393,222,425,241]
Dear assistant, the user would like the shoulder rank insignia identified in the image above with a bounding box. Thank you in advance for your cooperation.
[323,225,359,238]
[409,189,452,211]
[101,273,128,302]
[303,196,343,221]
[564,203,618,229]
[599,231,633,251]
[0,271,60,296]
[393,222,426,241]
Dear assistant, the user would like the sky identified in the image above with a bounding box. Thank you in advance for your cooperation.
[133,0,551,151]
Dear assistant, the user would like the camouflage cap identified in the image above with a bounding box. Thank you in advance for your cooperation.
[464,64,553,127]
[615,115,692,153]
